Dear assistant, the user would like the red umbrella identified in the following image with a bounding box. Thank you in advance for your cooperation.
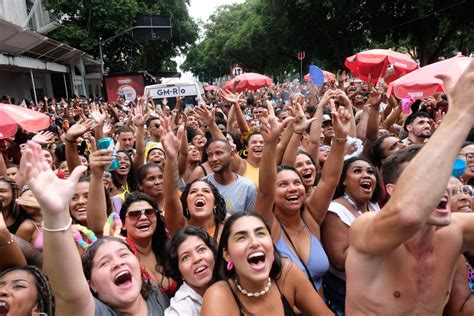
[0,103,51,139]
[387,55,473,99]
[205,85,219,92]
[223,72,273,92]
[345,49,419,84]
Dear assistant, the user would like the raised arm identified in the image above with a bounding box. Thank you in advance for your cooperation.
[351,61,474,256]
[23,141,94,316]
[86,149,113,236]
[336,89,357,137]
[221,90,249,134]
[195,103,226,141]
[89,103,106,141]
[177,115,189,177]
[366,90,382,141]
[65,119,94,173]
[131,104,147,170]
[276,120,294,165]
[307,106,350,224]
[253,116,289,230]
[161,118,187,236]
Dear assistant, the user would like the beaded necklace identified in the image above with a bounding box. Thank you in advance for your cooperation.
[72,225,97,250]
[465,256,474,293]
[235,277,271,297]
[103,212,123,237]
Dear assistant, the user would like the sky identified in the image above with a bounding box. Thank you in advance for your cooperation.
[175,0,245,80]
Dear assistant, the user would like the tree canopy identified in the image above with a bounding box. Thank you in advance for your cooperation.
[44,0,198,74]
[182,0,473,80]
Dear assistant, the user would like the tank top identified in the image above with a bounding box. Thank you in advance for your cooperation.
[242,160,259,190]
[275,225,329,290]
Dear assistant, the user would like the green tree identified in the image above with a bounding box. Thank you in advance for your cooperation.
[44,0,198,73]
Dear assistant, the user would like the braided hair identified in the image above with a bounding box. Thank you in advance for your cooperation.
[0,265,55,315]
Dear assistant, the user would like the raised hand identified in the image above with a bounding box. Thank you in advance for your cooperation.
[23,142,86,218]
[318,89,336,108]
[194,103,214,127]
[66,119,94,141]
[131,103,148,127]
[334,89,352,107]
[159,117,184,159]
[260,115,293,143]
[292,102,317,133]
[89,149,114,176]
[366,88,383,107]
[331,106,351,139]
[90,103,106,125]
[102,122,112,135]
[220,90,244,104]
[31,131,54,145]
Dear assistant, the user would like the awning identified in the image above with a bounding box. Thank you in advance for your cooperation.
[0,52,67,72]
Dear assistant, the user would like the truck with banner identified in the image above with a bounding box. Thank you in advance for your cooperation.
[144,79,204,110]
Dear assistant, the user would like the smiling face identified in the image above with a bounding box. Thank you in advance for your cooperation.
[224,216,274,287]
[247,134,264,161]
[147,148,165,166]
[274,169,306,213]
[124,200,157,241]
[90,240,143,310]
[188,144,202,163]
[177,235,215,295]
[0,270,39,316]
[69,181,89,225]
[116,152,131,176]
[448,177,473,213]
[295,153,316,187]
[0,181,13,211]
[186,181,215,222]
[192,135,206,150]
[139,166,163,198]
[458,144,474,181]
[343,160,377,204]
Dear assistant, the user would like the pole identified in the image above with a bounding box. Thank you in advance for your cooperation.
[30,69,38,105]
[62,73,69,99]
[99,37,104,75]
[300,59,302,84]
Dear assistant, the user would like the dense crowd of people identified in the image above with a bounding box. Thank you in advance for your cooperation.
[0,61,473,315]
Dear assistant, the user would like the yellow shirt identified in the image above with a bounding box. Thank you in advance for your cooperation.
[242,159,259,190]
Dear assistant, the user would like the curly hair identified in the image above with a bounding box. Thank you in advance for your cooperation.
[0,265,55,315]
[164,226,217,285]
[180,179,227,225]
[0,176,20,220]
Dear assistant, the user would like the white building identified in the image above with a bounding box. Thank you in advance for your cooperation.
[0,0,102,103]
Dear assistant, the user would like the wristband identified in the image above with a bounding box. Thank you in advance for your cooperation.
[334,136,348,143]
[42,217,73,232]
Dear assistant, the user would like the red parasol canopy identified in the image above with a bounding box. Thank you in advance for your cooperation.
[222,72,273,92]
[387,55,473,99]
[204,85,219,92]
[345,49,419,84]
[0,103,51,139]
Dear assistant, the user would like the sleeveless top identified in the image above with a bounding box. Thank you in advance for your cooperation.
[242,160,259,190]
[226,280,296,316]
[275,225,329,290]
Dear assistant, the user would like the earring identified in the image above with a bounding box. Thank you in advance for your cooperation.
[242,149,248,157]
[226,261,234,271]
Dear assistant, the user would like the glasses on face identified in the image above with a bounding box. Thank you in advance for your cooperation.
[459,152,474,160]
[451,185,473,197]
[126,208,157,220]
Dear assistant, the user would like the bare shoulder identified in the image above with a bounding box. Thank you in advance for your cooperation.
[349,211,377,238]
[202,280,239,316]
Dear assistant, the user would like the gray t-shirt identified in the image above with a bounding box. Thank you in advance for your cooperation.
[204,173,257,214]
[94,285,169,315]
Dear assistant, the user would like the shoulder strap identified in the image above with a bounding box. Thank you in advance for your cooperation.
[279,223,318,292]
[226,280,245,316]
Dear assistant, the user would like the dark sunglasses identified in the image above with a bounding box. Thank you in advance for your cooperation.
[126,208,157,220]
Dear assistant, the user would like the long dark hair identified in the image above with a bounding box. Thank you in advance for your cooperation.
[82,237,152,299]
[180,179,227,224]
[165,226,217,285]
[0,176,19,219]
[0,265,55,315]
[333,157,383,203]
[119,192,168,267]
[214,212,283,282]
[111,150,139,193]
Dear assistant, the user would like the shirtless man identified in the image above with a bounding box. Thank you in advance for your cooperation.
[345,60,474,315]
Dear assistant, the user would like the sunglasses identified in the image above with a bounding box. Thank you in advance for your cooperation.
[451,185,473,197]
[126,208,157,220]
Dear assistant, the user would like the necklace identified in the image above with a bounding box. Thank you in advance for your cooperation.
[235,277,271,297]
[343,192,366,216]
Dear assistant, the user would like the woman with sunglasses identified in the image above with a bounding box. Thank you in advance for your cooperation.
[161,118,227,240]
[22,141,170,315]
[87,149,176,296]
[201,212,332,316]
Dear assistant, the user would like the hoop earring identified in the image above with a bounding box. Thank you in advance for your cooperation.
[242,149,248,157]
[226,261,234,271]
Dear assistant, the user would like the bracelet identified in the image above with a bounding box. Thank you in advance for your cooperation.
[334,136,348,143]
[0,234,14,248]
[42,217,73,233]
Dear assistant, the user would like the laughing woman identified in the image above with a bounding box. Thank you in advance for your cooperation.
[164,226,217,315]
[201,212,333,316]
[22,141,169,315]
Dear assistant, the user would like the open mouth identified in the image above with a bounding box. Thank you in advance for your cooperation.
[435,196,449,214]
[114,271,132,288]
[136,222,151,231]
[194,265,208,275]
[252,147,263,154]
[286,195,300,203]
[195,199,206,208]
[360,181,372,192]
[0,300,9,315]
[76,207,87,213]
[247,251,266,270]
[302,171,313,180]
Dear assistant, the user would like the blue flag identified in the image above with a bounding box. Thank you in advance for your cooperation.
[309,64,324,87]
